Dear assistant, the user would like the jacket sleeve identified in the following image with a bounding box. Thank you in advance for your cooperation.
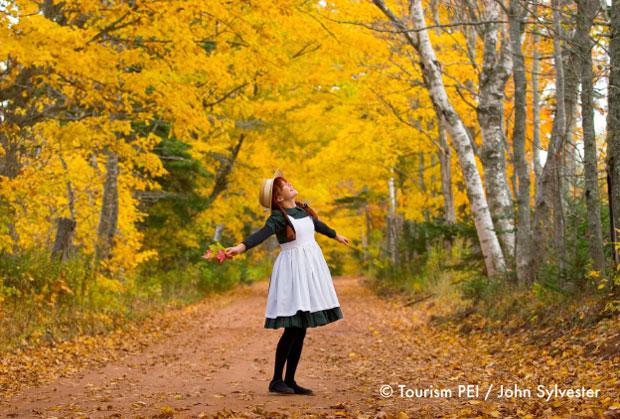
[313,217,337,239]
[241,214,284,252]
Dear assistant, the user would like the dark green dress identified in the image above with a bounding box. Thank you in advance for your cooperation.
[263,307,344,329]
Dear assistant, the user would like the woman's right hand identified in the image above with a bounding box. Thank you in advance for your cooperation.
[225,244,246,258]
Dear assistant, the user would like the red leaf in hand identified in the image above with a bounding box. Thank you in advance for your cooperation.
[202,249,214,261]
[216,249,227,263]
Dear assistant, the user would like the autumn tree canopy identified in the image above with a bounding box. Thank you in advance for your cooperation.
[0,0,618,302]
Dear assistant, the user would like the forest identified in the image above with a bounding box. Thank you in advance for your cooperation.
[1,0,619,417]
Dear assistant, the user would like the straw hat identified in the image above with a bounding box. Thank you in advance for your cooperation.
[259,168,284,209]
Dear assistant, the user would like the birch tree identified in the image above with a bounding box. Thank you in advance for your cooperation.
[478,0,516,263]
[508,0,534,283]
[372,0,507,276]
[430,0,457,226]
[432,0,516,262]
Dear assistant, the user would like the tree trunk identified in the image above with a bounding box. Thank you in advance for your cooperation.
[478,0,516,263]
[213,224,224,242]
[361,203,369,265]
[437,115,457,224]
[532,0,568,278]
[387,174,399,264]
[0,132,22,253]
[419,152,431,222]
[562,6,585,272]
[552,0,568,273]
[364,202,371,265]
[577,0,606,274]
[607,0,620,274]
[52,218,77,261]
[96,150,120,262]
[509,0,534,283]
[431,0,456,227]
[205,133,245,208]
[52,153,77,262]
[59,154,76,220]
[532,0,543,195]
[562,48,581,212]
[373,0,507,276]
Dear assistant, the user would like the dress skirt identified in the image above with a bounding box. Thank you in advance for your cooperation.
[264,214,343,329]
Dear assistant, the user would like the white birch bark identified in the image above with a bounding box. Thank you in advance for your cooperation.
[478,0,516,262]
[373,0,507,276]
[430,1,457,226]
[213,224,224,242]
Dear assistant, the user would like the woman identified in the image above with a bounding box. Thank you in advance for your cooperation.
[225,169,350,395]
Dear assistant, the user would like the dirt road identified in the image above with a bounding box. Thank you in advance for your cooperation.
[2,275,618,418]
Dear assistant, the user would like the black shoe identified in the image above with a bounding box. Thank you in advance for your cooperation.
[269,378,295,394]
[285,379,314,395]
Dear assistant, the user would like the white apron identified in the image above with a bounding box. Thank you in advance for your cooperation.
[265,214,341,319]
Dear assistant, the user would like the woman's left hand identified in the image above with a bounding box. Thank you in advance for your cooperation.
[335,234,350,246]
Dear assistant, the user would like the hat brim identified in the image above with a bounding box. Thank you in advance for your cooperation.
[259,168,285,209]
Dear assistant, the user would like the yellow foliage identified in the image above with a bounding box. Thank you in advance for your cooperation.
[0,0,575,282]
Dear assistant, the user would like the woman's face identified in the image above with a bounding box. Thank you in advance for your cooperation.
[276,180,298,202]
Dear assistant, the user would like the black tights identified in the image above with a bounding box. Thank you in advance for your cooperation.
[272,326,307,384]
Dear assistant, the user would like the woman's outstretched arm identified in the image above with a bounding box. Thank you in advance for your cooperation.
[240,224,275,252]
[225,214,281,257]
[312,217,350,245]
[312,218,337,239]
